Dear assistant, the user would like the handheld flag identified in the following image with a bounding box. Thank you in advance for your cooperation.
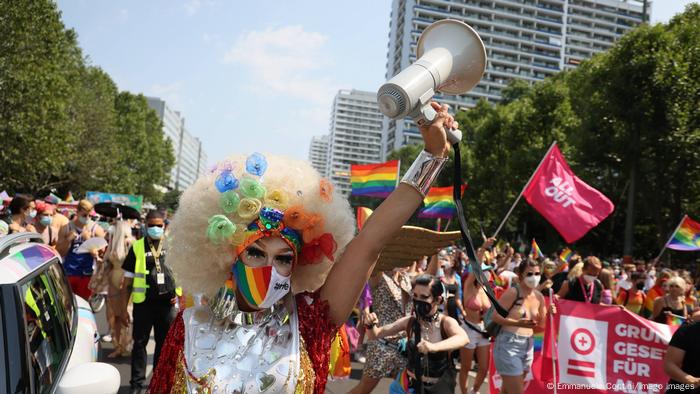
[530,239,544,259]
[559,247,572,263]
[522,144,614,243]
[665,215,700,251]
[350,160,399,198]
[418,185,467,219]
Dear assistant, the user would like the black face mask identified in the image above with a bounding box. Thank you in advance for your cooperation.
[636,282,645,290]
[413,299,435,320]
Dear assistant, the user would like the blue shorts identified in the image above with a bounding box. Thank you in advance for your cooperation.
[493,330,534,376]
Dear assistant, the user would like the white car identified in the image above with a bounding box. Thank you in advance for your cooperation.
[0,233,120,394]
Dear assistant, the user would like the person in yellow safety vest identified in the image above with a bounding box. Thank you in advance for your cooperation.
[121,210,180,394]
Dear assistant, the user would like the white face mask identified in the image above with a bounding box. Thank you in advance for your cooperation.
[259,266,291,308]
[583,274,597,284]
[523,275,540,289]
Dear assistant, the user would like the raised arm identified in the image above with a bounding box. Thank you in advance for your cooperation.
[321,102,455,325]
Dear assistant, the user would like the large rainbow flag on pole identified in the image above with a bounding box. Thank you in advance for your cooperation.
[665,215,700,251]
[350,160,399,198]
[418,185,467,219]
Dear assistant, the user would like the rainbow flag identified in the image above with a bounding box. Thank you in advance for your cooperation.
[418,185,467,219]
[666,313,686,329]
[644,285,664,316]
[356,207,373,231]
[328,325,351,379]
[559,247,572,263]
[530,239,544,259]
[666,215,700,251]
[533,329,545,352]
[350,160,399,198]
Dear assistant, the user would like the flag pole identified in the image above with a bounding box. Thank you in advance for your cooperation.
[655,214,686,261]
[493,141,558,238]
[444,218,452,231]
[549,288,558,394]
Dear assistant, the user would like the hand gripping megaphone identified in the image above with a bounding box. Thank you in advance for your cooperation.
[377,19,487,143]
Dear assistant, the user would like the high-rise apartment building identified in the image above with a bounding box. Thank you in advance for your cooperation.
[308,135,330,177]
[326,90,384,196]
[383,0,647,156]
[146,97,208,191]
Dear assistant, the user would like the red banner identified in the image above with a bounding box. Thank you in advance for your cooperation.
[522,144,614,243]
[489,299,677,394]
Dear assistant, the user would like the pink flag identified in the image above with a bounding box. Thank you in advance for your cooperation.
[522,144,614,243]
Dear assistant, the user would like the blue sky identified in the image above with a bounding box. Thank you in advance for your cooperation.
[56,0,697,166]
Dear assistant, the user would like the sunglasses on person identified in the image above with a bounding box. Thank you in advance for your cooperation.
[525,271,541,276]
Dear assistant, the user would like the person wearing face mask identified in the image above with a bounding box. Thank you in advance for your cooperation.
[57,199,105,300]
[616,272,647,315]
[441,254,466,323]
[34,201,58,247]
[149,105,456,393]
[652,276,693,325]
[366,274,468,393]
[492,259,552,394]
[557,256,603,304]
[121,210,181,393]
[4,194,37,234]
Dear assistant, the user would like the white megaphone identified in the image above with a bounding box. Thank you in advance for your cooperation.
[377,19,487,143]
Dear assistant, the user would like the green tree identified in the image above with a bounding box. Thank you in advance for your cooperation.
[113,92,175,202]
[0,0,83,193]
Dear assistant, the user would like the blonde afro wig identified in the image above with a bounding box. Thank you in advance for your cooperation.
[167,153,355,297]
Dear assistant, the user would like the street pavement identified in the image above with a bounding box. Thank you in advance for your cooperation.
[96,309,490,393]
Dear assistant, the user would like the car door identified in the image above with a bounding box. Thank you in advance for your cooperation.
[18,260,73,394]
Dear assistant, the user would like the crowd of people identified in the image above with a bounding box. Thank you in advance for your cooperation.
[1,195,179,392]
[2,101,698,394]
[345,238,700,394]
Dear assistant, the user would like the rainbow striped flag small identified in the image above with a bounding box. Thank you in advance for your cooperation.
[666,215,700,251]
[559,247,573,263]
[350,160,399,198]
[530,239,544,259]
[533,329,545,352]
[666,313,686,329]
[418,185,467,219]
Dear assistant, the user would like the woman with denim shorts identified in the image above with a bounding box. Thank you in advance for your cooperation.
[492,259,554,394]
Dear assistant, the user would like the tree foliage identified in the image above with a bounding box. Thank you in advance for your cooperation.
[0,0,174,202]
[386,4,700,259]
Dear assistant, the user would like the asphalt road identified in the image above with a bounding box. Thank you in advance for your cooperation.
[95,309,490,393]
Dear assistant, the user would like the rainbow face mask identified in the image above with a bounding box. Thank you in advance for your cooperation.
[232,259,290,309]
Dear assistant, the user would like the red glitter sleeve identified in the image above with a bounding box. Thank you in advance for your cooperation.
[296,291,340,394]
[149,310,185,394]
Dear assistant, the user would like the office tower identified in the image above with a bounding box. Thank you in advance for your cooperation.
[326,89,384,195]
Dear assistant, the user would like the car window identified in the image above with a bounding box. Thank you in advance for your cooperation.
[20,267,72,393]
[45,261,75,334]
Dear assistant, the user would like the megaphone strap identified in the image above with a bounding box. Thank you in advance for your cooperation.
[451,143,508,317]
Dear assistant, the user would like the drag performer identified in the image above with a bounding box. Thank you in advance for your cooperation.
[149,102,456,393]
